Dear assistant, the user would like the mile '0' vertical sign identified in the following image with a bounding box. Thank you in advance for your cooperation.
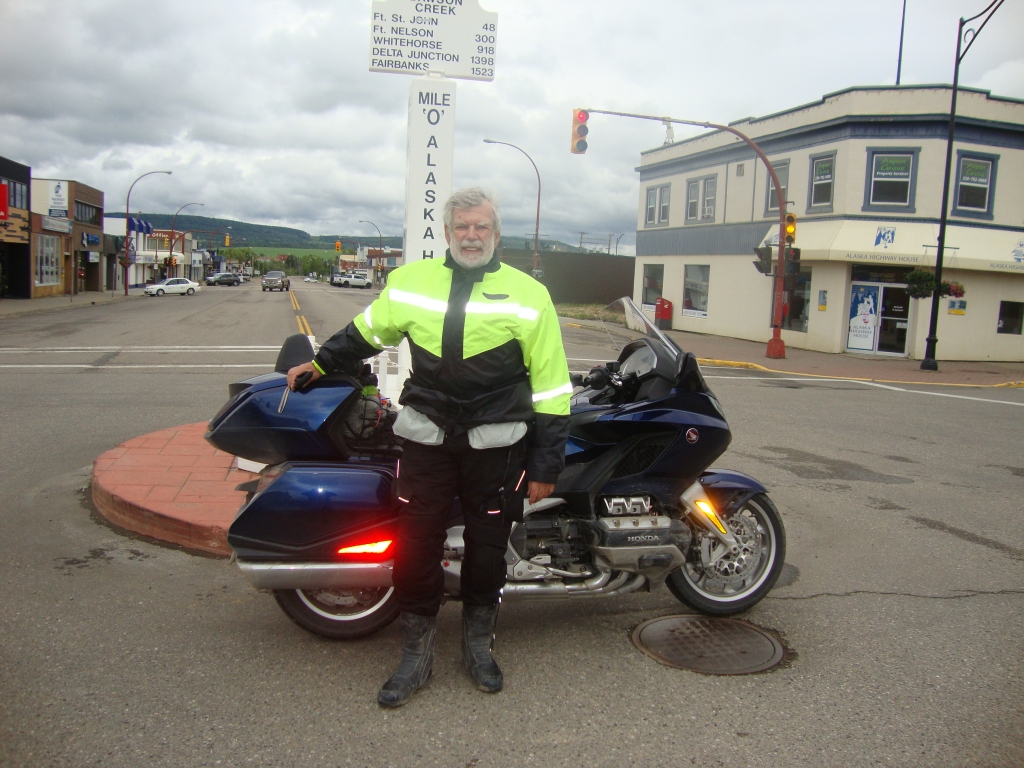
[404,77,456,263]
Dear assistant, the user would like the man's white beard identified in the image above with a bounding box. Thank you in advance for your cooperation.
[450,237,495,269]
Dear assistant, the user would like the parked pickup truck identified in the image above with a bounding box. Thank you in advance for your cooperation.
[330,271,372,288]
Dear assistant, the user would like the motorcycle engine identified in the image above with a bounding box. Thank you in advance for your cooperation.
[509,515,590,571]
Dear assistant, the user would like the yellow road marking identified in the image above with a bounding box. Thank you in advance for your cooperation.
[296,316,305,334]
[290,292,300,310]
[295,315,313,336]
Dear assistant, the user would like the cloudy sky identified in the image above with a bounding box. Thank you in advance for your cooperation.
[1,0,1021,253]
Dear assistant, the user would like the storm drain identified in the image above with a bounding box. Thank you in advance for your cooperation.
[631,615,783,675]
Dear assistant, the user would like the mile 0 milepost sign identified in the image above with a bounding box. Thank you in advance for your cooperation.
[369,0,498,82]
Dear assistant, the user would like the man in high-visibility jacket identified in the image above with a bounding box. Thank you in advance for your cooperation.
[287,187,571,707]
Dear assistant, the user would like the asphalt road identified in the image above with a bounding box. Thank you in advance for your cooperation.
[1,282,1022,768]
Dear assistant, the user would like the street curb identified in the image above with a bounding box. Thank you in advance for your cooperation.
[91,467,232,557]
[0,294,143,321]
[89,425,250,558]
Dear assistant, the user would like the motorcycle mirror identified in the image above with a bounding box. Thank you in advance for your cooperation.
[570,373,584,388]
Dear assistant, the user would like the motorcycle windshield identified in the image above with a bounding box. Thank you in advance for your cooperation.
[601,297,681,362]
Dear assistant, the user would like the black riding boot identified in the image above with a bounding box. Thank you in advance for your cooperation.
[377,612,436,708]
[462,604,503,693]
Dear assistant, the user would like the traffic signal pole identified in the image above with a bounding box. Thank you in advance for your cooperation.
[582,109,790,358]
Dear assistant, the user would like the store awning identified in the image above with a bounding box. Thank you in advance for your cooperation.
[763,220,1024,274]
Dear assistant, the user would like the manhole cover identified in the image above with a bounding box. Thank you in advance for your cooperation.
[631,615,783,675]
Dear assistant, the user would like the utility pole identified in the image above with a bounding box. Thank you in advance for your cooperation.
[578,232,585,251]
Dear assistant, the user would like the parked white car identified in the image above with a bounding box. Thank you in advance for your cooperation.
[145,278,201,297]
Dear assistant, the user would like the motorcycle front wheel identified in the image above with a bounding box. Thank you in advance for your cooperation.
[273,587,400,639]
[667,493,786,616]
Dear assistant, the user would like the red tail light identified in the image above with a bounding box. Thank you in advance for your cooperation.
[338,540,393,555]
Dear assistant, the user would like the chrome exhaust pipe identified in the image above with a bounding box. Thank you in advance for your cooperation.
[502,569,637,599]
[236,560,394,590]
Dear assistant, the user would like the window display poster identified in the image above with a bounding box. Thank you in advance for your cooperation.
[948,299,966,315]
[847,285,878,351]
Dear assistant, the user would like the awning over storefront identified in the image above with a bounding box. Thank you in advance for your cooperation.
[762,221,1024,274]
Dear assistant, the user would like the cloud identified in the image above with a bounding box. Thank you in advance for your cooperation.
[1,0,1022,252]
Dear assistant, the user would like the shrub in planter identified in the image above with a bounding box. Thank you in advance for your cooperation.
[906,269,965,300]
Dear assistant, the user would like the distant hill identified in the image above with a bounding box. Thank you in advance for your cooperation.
[106,212,583,252]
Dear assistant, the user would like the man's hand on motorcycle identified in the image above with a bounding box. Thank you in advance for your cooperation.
[287,362,321,391]
[528,481,555,505]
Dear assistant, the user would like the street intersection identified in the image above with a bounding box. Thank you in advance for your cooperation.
[1,283,1021,767]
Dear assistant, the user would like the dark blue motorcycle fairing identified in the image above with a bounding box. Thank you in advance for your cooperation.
[227,462,399,561]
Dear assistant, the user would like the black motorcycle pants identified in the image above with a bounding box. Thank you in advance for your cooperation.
[393,433,527,616]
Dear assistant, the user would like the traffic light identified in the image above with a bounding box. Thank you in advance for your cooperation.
[784,212,797,244]
[785,246,801,275]
[752,246,774,275]
[571,109,589,154]
[163,237,170,248]
[225,235,231,247]
[335,241,341,252]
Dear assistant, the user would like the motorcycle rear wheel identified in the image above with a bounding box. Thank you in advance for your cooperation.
[667,493,786,616]
[273,586,400,639]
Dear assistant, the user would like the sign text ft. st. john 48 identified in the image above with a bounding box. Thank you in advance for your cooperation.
[369,0,497,82]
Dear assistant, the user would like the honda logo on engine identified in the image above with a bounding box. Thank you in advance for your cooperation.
[685,428,699,444]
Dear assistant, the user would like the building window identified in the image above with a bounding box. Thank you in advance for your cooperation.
[35,235,62,286]
[862,147,920,213]
[642,263,663,308]
[682,264,709,318]
[765,161,789,213]
[2,178,28,210]
[952,151,998,219]
[685,175,717,223]
[808,154,835,209]
[870,154,912,204]
[645,185,670,227]
[781,268,812,333]
[702,178,716,220]
[686,180,699,220]
[997,301,1023,335]
[75,201,102,225]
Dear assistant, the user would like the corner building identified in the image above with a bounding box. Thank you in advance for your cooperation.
[633,85,1024,361]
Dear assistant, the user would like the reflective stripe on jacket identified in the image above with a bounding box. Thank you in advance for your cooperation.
[314,252,571,483]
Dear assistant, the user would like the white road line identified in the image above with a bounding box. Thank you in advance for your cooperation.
[705,375,1024,407]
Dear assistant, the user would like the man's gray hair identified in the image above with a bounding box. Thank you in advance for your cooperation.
[442,187,501,233]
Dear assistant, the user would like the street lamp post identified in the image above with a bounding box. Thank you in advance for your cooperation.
[359,220,384,286]
[920,0,1004,371]
[483,139,542,275]
[170,202,203,280]
[123,171,172,295]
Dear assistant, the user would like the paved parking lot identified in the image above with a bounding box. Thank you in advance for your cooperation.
[1,282,1021,767]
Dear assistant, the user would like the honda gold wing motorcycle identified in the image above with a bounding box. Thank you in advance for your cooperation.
[206,297,786,639]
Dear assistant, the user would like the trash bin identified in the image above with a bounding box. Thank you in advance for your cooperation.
[654,298,673,330]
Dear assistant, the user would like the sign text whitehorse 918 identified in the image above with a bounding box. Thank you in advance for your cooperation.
[404,76,456,264]
[369,0,498,82]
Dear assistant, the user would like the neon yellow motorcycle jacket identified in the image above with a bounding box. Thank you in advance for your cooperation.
[313,252,572,483]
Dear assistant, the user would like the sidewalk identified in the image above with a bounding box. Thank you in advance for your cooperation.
[561,317,1024,388]
[91,422,254,557]
[0,289,146,320]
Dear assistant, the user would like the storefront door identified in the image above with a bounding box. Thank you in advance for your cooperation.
[847,283,909,355]
[877,286,910,354]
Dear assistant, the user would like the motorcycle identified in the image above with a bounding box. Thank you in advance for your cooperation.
[207,297,786,639]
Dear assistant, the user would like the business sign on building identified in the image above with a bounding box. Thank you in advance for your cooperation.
[46,181,70,219]
[42,216,72,233]
[81,232,101,247]
[369,0,498,82]
[0,182,8,221]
